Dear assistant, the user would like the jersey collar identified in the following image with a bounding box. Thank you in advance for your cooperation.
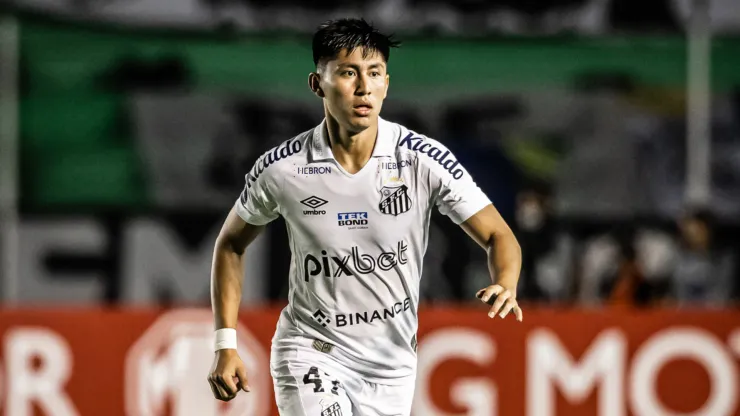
[310,117,395,163]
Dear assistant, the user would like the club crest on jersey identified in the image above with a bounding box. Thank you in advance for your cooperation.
[379,185,412,216]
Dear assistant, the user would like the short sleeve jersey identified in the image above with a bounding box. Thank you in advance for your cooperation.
[236,117,491,383]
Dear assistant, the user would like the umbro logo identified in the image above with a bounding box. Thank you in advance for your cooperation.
[301,196,328,215]
[312,310,331,327]
[301,196,328,208]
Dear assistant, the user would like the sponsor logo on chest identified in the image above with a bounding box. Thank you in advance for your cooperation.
[303,240,408,281]
[380,160,411,170]
[297,166,332,175]
[398,133,464,179]
[337,212,369,229]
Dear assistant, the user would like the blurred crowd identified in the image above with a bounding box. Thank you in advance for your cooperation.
[201,0,698,34]
[409,170,740,307]
[504,191,738,307]
[17,0,739,35]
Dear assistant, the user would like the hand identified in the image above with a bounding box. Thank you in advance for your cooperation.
[208,349,250,401]
[476,285,523,322]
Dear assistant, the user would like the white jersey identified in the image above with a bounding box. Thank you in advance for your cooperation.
[236,117,491,384]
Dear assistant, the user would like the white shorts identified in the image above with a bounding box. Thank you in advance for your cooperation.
[271,342,416,416]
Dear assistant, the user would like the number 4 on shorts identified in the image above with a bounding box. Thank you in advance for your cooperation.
[303,367,324,392]
[302,367,341,395]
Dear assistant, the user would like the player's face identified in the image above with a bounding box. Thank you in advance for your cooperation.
[313,48,389,133]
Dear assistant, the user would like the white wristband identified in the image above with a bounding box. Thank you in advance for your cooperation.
[214,328,237,351]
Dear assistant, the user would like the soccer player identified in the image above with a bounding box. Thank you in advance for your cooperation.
[207,18,524,415]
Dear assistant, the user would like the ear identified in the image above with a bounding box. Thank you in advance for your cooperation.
[308,72,325,98]
[383,74,390,99]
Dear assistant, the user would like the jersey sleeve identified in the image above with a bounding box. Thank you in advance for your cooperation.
[234,154,281,226]
[416,137,491,224]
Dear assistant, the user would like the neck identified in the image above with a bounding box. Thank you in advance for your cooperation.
[325,114,378,174]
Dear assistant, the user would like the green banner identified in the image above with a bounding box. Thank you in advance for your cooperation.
[19,18,740,214]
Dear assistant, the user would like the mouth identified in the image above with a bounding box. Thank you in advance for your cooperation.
[353,104,373,116]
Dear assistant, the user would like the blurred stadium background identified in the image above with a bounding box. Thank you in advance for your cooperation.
[1,0,740,415]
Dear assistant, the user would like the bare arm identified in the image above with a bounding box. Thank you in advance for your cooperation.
[460,204,522,290]
[460,204,523,321]
[208,150,278,401]
[208,205,263,400]
[211,205,265,330]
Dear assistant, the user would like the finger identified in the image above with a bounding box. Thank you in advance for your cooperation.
[498,299,516,319]
[216,374,238,399]
[476,288,486,299]
[514,305,524,322]
[480,285,504,304]
[489,291,511,317]
[236,365,251,392]
[480,288,501,306]
[485,293,500,306]
[210,377,232,401]
[208,378,221,400]
[217,384,237,402]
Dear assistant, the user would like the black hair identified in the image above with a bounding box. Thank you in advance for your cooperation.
[312,18,401,68]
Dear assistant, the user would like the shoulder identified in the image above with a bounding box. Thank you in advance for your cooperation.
[245,128,312,189]
[390,122,466,180]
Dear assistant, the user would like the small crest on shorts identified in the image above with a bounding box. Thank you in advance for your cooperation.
[379,185,412,216]
[320,401,342,416]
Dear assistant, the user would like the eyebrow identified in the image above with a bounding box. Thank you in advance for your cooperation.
[337,62,385,71]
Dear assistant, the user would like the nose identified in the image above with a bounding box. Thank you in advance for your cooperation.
[355,73,370,96]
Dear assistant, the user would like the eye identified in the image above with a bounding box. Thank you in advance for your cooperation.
[342,70,355,77]
[370,71,381,77]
